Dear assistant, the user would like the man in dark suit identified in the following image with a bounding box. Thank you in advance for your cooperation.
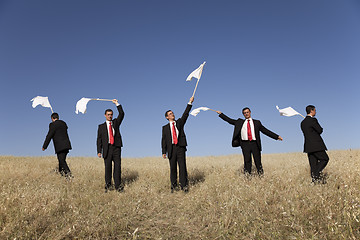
[162,97,194,192]
[42,112,72,177]
[216,107,283,175]
[97,99,124,192]
[301,105,329,183]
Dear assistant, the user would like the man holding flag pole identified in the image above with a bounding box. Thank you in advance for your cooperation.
[162,96,194,193]
[97,99,125,192]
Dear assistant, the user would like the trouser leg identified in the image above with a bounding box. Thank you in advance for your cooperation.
[251,143,263,175]
[57,150,71,176]
[307,153,319,181]
[169,145,178,189]
[241,143,252,174]
[112,147,122,190]
[313,151,329,174]
[177,146,188,189]
[104,146,113,188]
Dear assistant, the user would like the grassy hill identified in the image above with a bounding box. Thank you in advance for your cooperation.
[1,150,359,239]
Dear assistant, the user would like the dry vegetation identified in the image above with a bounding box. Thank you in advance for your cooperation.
[0,150,359,239]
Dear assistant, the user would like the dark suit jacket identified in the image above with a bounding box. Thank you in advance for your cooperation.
[97,105,124,159]
[301,116,327,153]
[43,119,72,154]
[162,104,192,159]
[219,113,279,151]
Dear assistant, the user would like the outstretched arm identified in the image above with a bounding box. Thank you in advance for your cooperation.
[217,111,237,125]
[179,97,194,126]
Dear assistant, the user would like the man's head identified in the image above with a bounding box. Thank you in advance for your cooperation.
[242,107,251,119]
[165,110,175,121]
[104,109,113,121]
[306,105,316,116]
[51,113,59,122]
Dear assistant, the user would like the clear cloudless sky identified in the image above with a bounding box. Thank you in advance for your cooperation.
[0,0,359,157]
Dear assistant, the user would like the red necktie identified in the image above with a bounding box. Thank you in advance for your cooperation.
[247,120,253,141]
[172,122,178,145]
[109,122,114,145]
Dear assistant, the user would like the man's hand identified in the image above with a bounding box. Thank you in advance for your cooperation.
[112,99,119,105]
[42,148,45,151]
[189,97,194,104]
[98,153,102,158]
[278,136,283,141]
[162,154,167,159]
[216,110,222,114]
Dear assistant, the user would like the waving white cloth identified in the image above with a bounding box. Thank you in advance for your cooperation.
[31,96,53,113]
[190,107,212,116]
[186,61,206,81]
[276,105,304,118]
[75,97,92,114]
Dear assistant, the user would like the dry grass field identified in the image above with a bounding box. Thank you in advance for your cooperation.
[0,150,359,239]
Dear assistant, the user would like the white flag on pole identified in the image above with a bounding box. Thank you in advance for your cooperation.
[276,105,301,117]
[75,97,92,114]
[31,96,53,112]
[186,61,206,81]
[190,107,210,116]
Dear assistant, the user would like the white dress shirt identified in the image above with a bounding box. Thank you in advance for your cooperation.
[241,118,256,141]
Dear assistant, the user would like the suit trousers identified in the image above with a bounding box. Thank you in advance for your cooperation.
[307,151,329,181]
[169,145,188,189]
[104,144,122,190]
[241,141,263,175]
[57,150,71,176]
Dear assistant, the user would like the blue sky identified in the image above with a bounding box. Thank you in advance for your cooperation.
[0,0,359,157]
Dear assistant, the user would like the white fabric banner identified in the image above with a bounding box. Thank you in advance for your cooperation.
[276,105,300,117]
[75,97,92,114]
[186,61,206,81]
[190,107,210,116]
[31,96,52,110]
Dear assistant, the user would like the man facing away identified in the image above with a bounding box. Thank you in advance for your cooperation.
[162,96,194,193]
[301,105,329,183]
[97,99,124,192]
[42,112,72,177]
[216,107,283,176]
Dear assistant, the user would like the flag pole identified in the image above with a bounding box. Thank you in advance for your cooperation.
[191,64,205,98]
[92,98,113,102]
[50,106,54,113]
[299,114,305,118]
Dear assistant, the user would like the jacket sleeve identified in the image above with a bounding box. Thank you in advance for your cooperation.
[177,104,192,127]
[114,104,124,126]
[312,118,323,134]
[97,125,103,154]
[161,126,167,155]
[219,113,237,125]
[258,121,279,140]
[42,123,55,150]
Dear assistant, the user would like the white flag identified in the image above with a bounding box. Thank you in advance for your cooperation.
[190,107,210,116]
[186,61,206,81]
[31,96,53,112]
[75,97,92,114]
[276,105,300,117]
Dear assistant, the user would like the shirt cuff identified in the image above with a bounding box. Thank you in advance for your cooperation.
[188,102,192,105]
[116,102,120,106]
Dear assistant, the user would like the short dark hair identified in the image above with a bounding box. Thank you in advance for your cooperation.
[242,107,251,113]
[165,110,172,118]
[51,113,59,119]
[105,109,113,115]
[306,105,315,114]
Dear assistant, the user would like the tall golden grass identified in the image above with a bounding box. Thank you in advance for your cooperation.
[0,150,359,239]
